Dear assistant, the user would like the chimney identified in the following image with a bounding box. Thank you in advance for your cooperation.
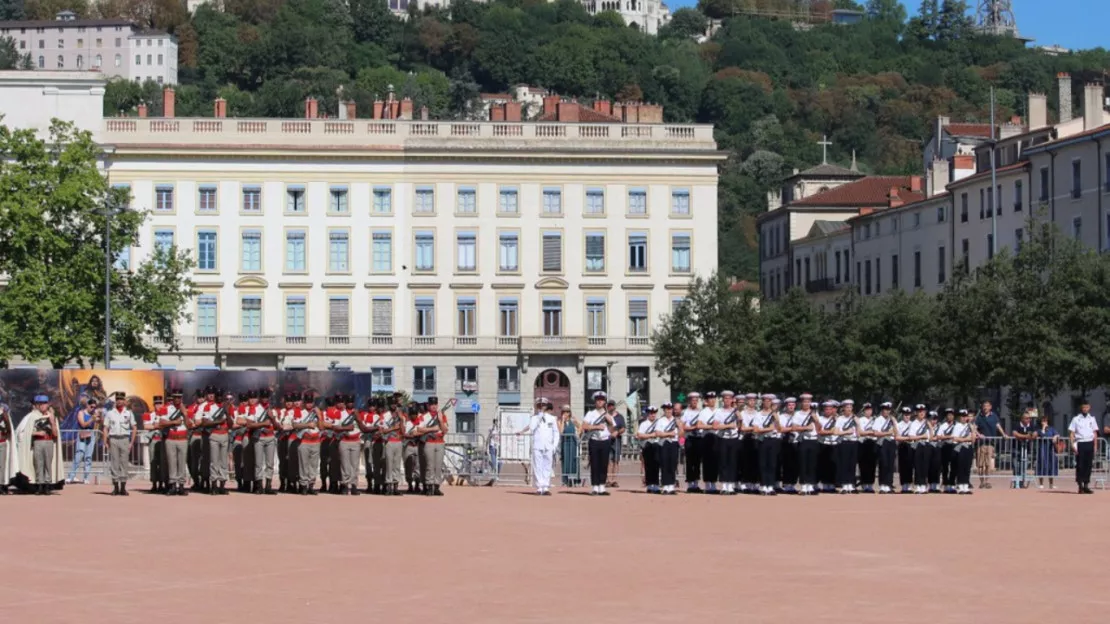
[622,103,641,123]
[372,100,384,120]
[214,98,226,118]
[638,103,663,124]
[1058,73,1073,123]
[556,100,579,123]
[909,175,922,194]
[504,101,522,122]
[163,87,175,118]
[927,158,951,198]
[137,102,147,118]
[344,100,356,120]
[489,104,505,122]
[399,98,414,120]
[542,94,560,118]
[1028,92,1047,130]
[1084,82,1104,131]
[888,187,903,209]
[304,97,318,119]
[593,99,612,117]
[419,106,429,121]
[859,207,875,216]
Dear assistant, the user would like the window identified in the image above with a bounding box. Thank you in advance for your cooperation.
[115,37,121,47]
[938,246,946,285]
[804,257,811,283]
[585,232,605,272]
[542,232,562,272]
[937,204,946,223]
[542,298,562,336]
[93,53,101,68]
[891,216,899,233]
[114,247,130,272]
[585,188,605,215]
[1039,167,1049,201]
[628,233,647,272]
[996,184,1002,215]
[414,231,434,271]
[671,297,685,314]
[628,298,648,338]
[913,251,921,288]
[58,38,63,48]
[56,54,62,68]
[38,40,43,49]
[961,238,969,268]
[891,254,899,289]
[286,186,305,213]
[328,297,349,339]
[242,186,261,212]
[629,188,647,215]
[498,366,519,392]
[912,212,921,228]
[330,186,348,213]
[1105,154,1110,192]
[372,231,392,273]
[499,187,518,213]
[586,298,606,337]
[415,297,435,337]
[241,296,262,336]
[456,232,477,272]
[76,54,83,69]
[240,229,261,272]
[146,54,151,65]
[285,296,306,338]
[842,250,850,283]
[198,185,217,212]
[197,230,217,271]
[415,186,435,213]
[38,56,43,68]
[371,367,394,389]
[372,186,392,213]
[499,298,518,336]
[542,188,562,214]
[987,234,995,260]
[413,367,436,392]
[834,251,841,284]
[1073,216,1082,241]
[499,232,518,272]
[1015,228,1024,251]
[670,188,690,215]
[372,297,392,338]
[863,224,871,240]
[979,188,985,219]
[1014,180,1023,212]
[154,229,174,254]
[285,230,306,272]
[456,297,476,337]
[671,233,691,273]
[1072,160,1082,199]
[114,53,120,67]
[795,260,802,286]
[134,54,139,66]
[96,38,101,46]
[197,295,217,336]
[157,54,162,65]
[875,257,881,294]
[864,260,872,295]
[155,185,174,211]
[986,186,993,218]
[328,230,349,272]
[456,186,476,214]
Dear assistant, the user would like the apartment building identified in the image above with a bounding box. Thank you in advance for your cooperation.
[0,12,177,84]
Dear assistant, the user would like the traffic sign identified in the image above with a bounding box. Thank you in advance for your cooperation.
[470,401,481,413]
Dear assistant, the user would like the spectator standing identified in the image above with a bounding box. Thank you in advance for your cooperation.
[1034,413,1059,489]
[66,399,100,484]
[558,406,581,487]
[974,400,1007,488]
[607,401,626,488]
[1011,409,1036,489]
[486,417,501,483]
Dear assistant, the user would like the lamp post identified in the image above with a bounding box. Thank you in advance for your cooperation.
[104,205,112,368]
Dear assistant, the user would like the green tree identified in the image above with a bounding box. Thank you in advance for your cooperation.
[865,0,906,23]
[659,7,707,40]
[0,122,195,368]
[0,36,20,70]
[0,0,24,20]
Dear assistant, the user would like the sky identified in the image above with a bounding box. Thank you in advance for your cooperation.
[666,1,1109,52]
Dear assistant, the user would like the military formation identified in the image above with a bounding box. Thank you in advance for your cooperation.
[139,387,450,497]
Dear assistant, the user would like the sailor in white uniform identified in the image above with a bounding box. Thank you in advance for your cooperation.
[582,391,615,496]
[524,399,560,496]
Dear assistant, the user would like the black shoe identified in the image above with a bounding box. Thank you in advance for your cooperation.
[111,483,120,496]
[178,484,188,496]
[350,485,361,496]
[365,486,374,494]
[308,486,318,496]
[265,482,276,495]
[252,480,263,495]
[434,485,443,496]
[120,483,129,496]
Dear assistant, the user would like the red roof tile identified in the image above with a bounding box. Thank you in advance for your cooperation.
[536,102,621,123]
[789,176,924,208]
[480,93,512,101]
[945,123,995,138]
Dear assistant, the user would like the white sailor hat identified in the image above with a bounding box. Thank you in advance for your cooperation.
[800,393,813,400]
[561,404,572,413]
[829,400,841,408]
[957,408,969,416]
[536,396,550,405]
[687,391,701,398]
[914,403,927,411]
[862,402,872,409]
[760,393,776,400]
[880,401,893,409]
[771,397,782,405]
[705,391,717,398]
[592,391,607,401]
[821,400,836,408]
[647,405,658,412]
[661,402,673,409]
[900,406,913,414]
[841,399,854,406]
[745,393,758,399]
[720,390,735,397]
[928,410,939,419]
[784,396,797,403]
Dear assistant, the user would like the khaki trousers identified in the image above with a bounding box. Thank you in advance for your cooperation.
[254,436,276,481]
[208,434,229,482]
[339,440,361,487]
[422,443,444,486]
[33,439,54,484]
[385,441,403,485]
[166,439,187,485]
[298,442,320,487]
[109,436,130,483]
[403,443,420,485]
[319,439,333,482]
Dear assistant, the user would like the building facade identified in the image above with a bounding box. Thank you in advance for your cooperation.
[0,13,177,84]
[80,87,721,430]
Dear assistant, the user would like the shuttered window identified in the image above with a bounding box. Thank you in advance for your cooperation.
[628,298,648,337]
[371,297,392,336]
[329,297,349,337]
[542,232,561,272]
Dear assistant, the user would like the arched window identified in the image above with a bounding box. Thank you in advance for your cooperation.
[56,54,63,69]
[37,55,44,68]
[94,54,102,68]
[114,53,121,67]
[76,54,83,69]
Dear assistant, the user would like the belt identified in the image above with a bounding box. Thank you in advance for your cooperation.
[110,435,129,439]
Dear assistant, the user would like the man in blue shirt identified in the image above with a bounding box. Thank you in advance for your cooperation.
[974,400,1008,489]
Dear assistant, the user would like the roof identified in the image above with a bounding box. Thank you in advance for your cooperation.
[1024,122,1110,155]
[789,175,924,208]
[946,162,1029,189]
[0,18,133,29]
[129,29,173,38]
[793,162,865,178]
[811,220,849,236]
[944,123,995,139]
[848,192,950,224]
[537,103,621,123]
[480,93,512,101]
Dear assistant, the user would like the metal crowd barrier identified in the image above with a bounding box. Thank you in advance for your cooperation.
[971,436,1107,489]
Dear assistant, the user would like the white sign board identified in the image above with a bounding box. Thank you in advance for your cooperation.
[497,407,533,462]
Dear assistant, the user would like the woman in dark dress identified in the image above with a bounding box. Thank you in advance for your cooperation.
[558,406,581,487]
[1034,414,1059,489]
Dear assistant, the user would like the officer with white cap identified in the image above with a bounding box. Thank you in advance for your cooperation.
[582,391,614,495]
[856,402,876,493]
[908,404,932,494]
[656,402,681,494]
[522,397,560,495]
[636,405,662,493]
[680,392,703,493]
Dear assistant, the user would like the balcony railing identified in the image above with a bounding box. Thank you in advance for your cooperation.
[168,335,652,353]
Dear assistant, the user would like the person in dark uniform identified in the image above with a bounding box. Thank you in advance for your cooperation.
[792,397,818,495]
[752,395,782,496]
[938,408,958,493]
[926,410,943,493]
[713,391,740,495]
[636,406,661,493]
[856,402,876,493]
[656,402,680,495]
[908,405,931,494]
[680,392,702,493]
[582,391,615,496]
[777,397,797,493]
[895,406,914,493]
[870,402,897,493]
[697,391,720,493]
[952,409,976,494]
[815,400,839,493]
[738,393,759,493]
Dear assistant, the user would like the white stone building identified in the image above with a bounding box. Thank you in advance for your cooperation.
[127,31,179,86]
